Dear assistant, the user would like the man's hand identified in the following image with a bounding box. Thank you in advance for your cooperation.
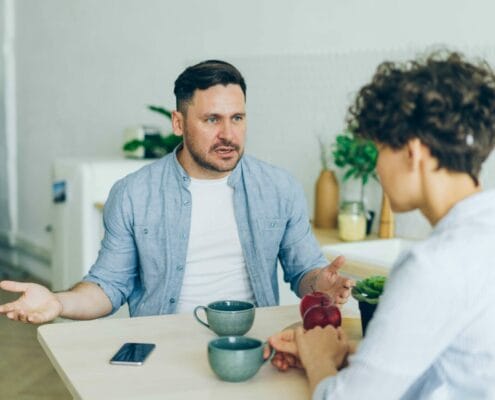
[0,280,62,324]
[314,256,354,304]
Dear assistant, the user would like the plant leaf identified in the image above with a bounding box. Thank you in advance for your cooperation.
[343,167,356,181]
[123,139,143,151]
[148,105,172,120]
[332,131,378,186]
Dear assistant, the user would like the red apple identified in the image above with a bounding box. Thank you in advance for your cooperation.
[303,304,342,330]
[299,291,332,318]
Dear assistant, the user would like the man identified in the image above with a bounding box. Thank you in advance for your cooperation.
[0,60,352,324]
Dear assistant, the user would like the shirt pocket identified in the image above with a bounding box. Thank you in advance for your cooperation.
[257,218,286,262]
[133,224,166,274]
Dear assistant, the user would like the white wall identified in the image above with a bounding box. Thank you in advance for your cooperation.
[2,0,495,278]
[0,0,16,248]
[0,1,7,237]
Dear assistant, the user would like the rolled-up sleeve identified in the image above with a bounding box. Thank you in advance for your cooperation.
[278,180,328,295]
[83,179,138,314]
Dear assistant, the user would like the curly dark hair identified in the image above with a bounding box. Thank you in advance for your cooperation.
[174,60,246,114]
[347,51,495,185]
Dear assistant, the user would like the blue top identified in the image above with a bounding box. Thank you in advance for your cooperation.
[314,189,495,400]
[83,148,328,316]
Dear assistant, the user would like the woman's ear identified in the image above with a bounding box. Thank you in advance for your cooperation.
[406,138,423,171]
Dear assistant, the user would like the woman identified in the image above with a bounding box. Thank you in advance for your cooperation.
[268,52,495,399]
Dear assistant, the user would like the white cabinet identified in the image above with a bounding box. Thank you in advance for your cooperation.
[51,158,151,291]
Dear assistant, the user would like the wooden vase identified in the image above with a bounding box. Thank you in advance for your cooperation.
[378,192,395,238]
[314,169,339,229]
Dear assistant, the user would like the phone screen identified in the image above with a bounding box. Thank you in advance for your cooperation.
[109,343,156,366]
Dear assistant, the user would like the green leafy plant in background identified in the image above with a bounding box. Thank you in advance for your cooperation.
[332,130,378,201]
[123,105,183,158]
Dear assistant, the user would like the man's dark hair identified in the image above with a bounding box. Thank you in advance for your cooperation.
[348,51,495,184]
[174,60,246,114]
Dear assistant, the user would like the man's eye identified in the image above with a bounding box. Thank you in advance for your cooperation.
[206,117,218,123]
[233,115,244,122]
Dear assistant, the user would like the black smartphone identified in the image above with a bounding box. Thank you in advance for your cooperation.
[109,342,156,366]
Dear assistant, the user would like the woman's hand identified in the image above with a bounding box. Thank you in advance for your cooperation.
[295,325,350,394]
[265,328,302,371]
[295,325,349,370]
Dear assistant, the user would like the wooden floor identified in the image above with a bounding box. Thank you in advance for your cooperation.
[0,264,71,400]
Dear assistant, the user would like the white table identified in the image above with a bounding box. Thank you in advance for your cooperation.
[38,305,361,400]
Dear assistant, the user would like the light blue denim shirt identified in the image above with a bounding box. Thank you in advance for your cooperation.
[84,148,327,316]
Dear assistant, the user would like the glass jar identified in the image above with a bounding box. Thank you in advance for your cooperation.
[338,201,366,241]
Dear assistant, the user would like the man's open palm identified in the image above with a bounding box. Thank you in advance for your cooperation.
[0,281,62,324]
[314,256,354,304]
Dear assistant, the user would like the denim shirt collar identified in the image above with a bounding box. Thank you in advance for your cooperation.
[171,143,243,189]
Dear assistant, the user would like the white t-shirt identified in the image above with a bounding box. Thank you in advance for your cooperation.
[176,175,256,313]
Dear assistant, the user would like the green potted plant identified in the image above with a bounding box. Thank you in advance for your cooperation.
[123,105,183,159]
[332,129,378,236]
[332,129,378,202]
[351,275,386,335]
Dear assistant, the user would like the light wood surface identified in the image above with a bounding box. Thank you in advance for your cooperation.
[38,305,361,400]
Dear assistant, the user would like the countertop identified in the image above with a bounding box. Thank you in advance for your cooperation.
[313,227,389,278]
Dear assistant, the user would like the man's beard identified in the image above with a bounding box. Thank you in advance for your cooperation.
[185,136,244,173]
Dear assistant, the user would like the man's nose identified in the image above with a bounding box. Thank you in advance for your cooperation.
[218,120,235,141]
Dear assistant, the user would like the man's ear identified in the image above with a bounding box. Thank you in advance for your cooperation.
[172,110,184,137]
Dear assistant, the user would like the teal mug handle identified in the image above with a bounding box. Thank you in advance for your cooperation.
[262,341,276,364]
[193,305,210,330]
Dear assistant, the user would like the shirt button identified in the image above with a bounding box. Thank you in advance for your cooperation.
[183,200,190,206]
[143,228,148,234]
[169,298,176,304]
[177,265,184,271]
[181,233,186,239]
[182,176,188,181]
[270,222,276,228]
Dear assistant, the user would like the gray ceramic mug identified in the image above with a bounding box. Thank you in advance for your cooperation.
[208,336,275,382]
[193,300,255,336]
